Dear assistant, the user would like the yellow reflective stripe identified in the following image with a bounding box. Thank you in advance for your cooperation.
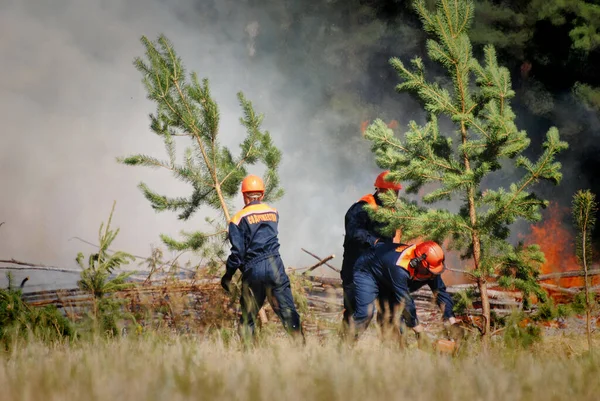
[230,203,278,225]
[395,244,416,269]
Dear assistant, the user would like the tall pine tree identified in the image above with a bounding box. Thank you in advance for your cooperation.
[119,35,283,263]
[365,0,568,338]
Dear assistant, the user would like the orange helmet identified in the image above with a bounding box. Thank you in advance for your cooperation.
[241,175,265,193]
[414,241,445,275]
[374,171,402,191]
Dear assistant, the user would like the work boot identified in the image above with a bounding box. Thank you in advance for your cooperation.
[288,323,306,347]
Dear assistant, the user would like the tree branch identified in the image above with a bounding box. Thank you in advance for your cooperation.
[0,259,80,273]
[68,237,148,260]
[301,255,336,276]
[381,129,458,174]
[173,79,230,221]
[301,248,340,273]
[221,142,254,185]
[494,145,558,220]
[446,267,478,280]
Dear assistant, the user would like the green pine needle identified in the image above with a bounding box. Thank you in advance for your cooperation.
[121,35,285,255]
[364,0,569,321]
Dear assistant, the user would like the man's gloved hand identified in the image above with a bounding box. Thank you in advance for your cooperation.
[221,273,233,293]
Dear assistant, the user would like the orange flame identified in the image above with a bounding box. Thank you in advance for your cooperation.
[360,120,400,136]
[525,202,599,291]
[360,120,369,135]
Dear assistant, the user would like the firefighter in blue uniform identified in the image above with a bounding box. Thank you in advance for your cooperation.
[352,240,462,342]
[341,171,403,332]
[221,175,303,341]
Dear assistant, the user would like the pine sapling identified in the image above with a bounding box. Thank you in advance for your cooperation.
[572,189,598,353]
[119,35,284,263]
[76,201,136,300]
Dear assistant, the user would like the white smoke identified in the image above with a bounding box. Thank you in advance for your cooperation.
[0,0,390,289]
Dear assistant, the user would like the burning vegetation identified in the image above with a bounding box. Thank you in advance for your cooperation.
[526,202,600,291]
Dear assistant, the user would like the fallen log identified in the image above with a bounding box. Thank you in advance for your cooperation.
[27,297,95,308]
[539,283,600,295]
[302,277,525,304]
[306,294,342,305]
[437,267,600,284]
[411,289,521,308]
[537,269,600,281]
[438,284,523,300]
[539,283,579,295]
[303,276,343,287]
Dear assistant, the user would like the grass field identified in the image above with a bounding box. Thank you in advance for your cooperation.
[1,331,599,401]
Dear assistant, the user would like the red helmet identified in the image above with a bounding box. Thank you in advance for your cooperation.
[414,241,445,275]
[241,175,265,193]
[374,171,402,191]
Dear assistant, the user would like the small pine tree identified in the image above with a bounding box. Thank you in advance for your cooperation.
[572,189,598,353]
[76,201,136,299]
[1,272,74,347]
[76,201,137,336]
[119,35,283,258]
[364,0,568,339]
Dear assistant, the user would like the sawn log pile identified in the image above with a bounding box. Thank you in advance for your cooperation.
[4,254,600,333]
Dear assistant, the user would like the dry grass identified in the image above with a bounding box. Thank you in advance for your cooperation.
[1,331,599,401]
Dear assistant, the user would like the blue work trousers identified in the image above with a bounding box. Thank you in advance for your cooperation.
[239,255,302,338]
[342,251,392,328]
[353,261,416,334]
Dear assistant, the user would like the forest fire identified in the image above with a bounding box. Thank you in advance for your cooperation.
[525,202,599,291]
[526,202,582,287]
[357,115,596,298]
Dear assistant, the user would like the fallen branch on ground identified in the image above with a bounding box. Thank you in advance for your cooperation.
[0,259,80,273]
[301,248,340,273]
[301,255,335,276]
